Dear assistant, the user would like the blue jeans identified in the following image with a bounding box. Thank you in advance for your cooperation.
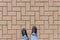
[22,32,38,40]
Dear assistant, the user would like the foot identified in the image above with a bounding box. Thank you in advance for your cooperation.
[32,26,37,34]
[21,28,28,37]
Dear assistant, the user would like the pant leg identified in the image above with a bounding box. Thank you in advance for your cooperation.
[22,35,28,40]
[31,32,38,40]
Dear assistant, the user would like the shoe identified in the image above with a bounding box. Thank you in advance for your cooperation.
[21,28,28,37]
[32,26,37,34]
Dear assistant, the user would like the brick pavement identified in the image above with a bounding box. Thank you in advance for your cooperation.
[0,0,60,40]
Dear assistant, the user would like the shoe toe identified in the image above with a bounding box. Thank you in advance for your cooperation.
[21,28,27,36]
[32,26,37,34]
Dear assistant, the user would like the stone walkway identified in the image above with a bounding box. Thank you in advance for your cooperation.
[0,0,60,40]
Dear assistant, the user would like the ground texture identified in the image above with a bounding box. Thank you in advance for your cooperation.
[0,0,60,40]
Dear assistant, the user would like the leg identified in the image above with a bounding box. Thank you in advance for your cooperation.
[22,35,28,40]
[21,28,29,40]
[31,26,38,40]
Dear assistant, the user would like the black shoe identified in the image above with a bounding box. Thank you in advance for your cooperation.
[32,26,37,34]
[21,28,28,37]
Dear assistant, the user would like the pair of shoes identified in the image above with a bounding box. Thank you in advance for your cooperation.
[21,26,37,37]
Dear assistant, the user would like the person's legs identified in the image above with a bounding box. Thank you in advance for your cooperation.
[21,26,38,40]
[31,26,38,40]
[21,28,28,40]
[22,35,28,40]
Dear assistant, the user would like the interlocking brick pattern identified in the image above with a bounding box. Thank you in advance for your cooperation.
[0,0,60,40]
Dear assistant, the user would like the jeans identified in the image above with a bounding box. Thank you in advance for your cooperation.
[22,32,38,40]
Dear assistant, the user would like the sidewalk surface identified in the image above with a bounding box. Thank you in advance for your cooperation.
[0,0,60,40]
